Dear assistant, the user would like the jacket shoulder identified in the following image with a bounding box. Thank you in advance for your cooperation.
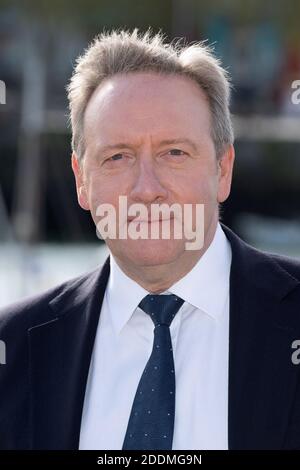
[0,267,101,335]
[222,223,300,283]
[268,251,300,282]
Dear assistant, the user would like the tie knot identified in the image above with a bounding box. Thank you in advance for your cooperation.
[138,294,184,327]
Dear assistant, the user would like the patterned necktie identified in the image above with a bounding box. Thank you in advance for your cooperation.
[122,294,184,450]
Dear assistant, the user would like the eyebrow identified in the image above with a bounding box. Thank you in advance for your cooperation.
[158,138,199,152]
[97,143,133,154]
[97,138,199,154]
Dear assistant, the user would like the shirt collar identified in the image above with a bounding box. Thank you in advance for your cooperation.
[106,255,149,336]
[106,223,232,334]
[168,223,232,321]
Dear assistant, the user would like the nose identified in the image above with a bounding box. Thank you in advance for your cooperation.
[130,160,168,204]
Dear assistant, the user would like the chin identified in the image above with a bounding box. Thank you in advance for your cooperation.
[108,238,187,267]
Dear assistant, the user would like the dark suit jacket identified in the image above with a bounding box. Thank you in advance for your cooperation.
[1,224,300,450]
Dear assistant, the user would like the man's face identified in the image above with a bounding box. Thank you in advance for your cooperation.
[72,72,234,269]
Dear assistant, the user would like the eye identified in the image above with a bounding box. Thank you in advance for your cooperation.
[102,152,134,168]
[165,148,187,157]
[108,153,124,161]
[102,153,127,165]
[168,149,185,156]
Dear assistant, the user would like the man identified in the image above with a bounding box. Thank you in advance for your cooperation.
[1,29,300,450]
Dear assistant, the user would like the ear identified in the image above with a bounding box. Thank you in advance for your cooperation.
[71,153,90,210]
[217,144,235,203]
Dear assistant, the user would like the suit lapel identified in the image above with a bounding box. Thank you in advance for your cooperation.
[222,225,300,449]
[28,257,110,449]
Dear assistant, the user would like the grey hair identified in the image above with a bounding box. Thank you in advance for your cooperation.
[67,28,234,161]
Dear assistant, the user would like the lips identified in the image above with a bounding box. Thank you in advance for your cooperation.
[127,217,174,223]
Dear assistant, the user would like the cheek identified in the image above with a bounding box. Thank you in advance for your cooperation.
[89,184,113,214]
[87,174,129,217]
[176,174,218,204]
[83,172,107,213]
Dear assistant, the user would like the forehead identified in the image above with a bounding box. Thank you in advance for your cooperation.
[83,72,212,144]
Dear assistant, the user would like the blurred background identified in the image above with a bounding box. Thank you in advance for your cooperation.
[1,0,300,307]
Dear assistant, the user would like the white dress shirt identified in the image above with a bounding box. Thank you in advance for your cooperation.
[79,223,232,450]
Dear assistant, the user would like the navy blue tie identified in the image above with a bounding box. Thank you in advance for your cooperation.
[122,294,184,450]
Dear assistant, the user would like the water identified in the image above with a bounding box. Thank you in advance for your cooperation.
[0,243,109,308]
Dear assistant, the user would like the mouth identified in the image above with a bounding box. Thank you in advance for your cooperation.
[127,217,174,223]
